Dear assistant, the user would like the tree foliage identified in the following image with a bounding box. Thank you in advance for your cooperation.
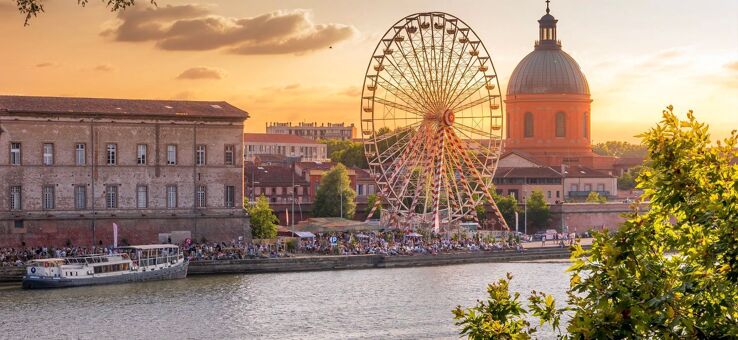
[454,106,738,338]
[617,165,643,191]
[321,139,368,168]
[247,195,278,239]
[526,190,550,231]
[366,193,381,219]
[592,140,648,158]
[15,0,155,25]
[452,273,562,339]
[585,191,606,204]
[313,163,356,218]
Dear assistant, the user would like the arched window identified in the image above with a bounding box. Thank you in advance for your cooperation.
[524,112,534,137]
[583,112,588,138]
[555,112,566,137]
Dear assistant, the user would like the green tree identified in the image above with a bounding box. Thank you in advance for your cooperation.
[247,195,278,239]
[494,194,521,229]
[366,193,381,219]
[15,0,155,25]
[592,140,648,158]
[525,190,550,231]
[313,163,356,218]
[585,191,606,204]
[454,106,738,338]
[321,139,368,168]
[617,165,643,191]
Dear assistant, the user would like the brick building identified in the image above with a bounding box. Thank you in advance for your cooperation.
[244,133,328,162]
[495,151,617,202]
[504,3,621,173]
[265,122,356,141]
[0,95,249,247]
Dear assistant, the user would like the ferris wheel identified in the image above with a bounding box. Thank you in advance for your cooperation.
[361,12,508,231]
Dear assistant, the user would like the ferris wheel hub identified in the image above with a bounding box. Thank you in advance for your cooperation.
[442,109,455,126]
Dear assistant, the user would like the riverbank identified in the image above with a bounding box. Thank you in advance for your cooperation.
[0,246,580,285]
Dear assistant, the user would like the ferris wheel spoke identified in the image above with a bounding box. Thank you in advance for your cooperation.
[446,71,486,110]
[451,95,491,114]
[441,55,476,106]
[375,75,432,114]
[373,97,426,118]
[379,58,435,111]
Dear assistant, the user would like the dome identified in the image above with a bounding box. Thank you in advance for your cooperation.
[507,48,590,96]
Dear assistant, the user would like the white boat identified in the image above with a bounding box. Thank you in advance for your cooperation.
[22,244,188,289]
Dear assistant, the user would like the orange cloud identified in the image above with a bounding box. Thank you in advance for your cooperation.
[725,61,738,72]
[93,64,115,72]
[35,62,57,68]
[102,5,356,55]
[176,67,224,80]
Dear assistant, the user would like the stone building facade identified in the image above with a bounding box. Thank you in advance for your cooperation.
[244,133,328,162]
[266,122,356,140]
[0,95,249,247]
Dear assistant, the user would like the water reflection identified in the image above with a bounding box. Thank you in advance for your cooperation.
[0,261,569,339]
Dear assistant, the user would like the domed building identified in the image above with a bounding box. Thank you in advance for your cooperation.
[504,2,615,172]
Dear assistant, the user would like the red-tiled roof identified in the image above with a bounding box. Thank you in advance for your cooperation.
[244,163,308,186]
[0,95,248,120]
[495,167,562,178]
[244,133,320,144]
[296,161,338,170]
[564,165,615,178]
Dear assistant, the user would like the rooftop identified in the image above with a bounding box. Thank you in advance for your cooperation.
[244,133,321,145]
[0,95,248,120]
[245,163,309,186]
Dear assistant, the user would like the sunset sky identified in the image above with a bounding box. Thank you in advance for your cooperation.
[1,0,736,142]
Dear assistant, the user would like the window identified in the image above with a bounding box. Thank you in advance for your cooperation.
[583,112,589,138]
[225,186,235,208]
[74,185,86,209]
[10,143,21,165]
[106,185,118,208]
[196,145,206,166]
[570,184,579,191]
[167,145,177,165]
[136,185,148,208]
[166,185,177,209]
[42,186,54,210]
[106,144,117,165]
[547,191,552,198]
[597,183,605,192]
[10,186,21,210]
[75,143,86,165]
[556,191,560,198]
[555,112,566,137]
[524,112,534,137]
[43,143,54,165]
[224,145,234,165]
[196,185,206,208]
[137,144,147,165]
[584,184,592,192]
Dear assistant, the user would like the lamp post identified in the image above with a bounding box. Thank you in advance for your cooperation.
[523,195,527,236]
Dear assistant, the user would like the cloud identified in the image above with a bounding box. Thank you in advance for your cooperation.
[102,5,356,55]
[35,62,57,68]
[284,83,300,90]
[176,67,224,80]
[339,86,361,97]
[725,61,738,72]
[93,64,115,72]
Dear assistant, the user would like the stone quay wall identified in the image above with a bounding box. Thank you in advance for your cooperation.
[188,247,573,275]
[548,202,647,233]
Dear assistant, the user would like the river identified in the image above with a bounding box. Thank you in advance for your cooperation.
[0,261,570,339]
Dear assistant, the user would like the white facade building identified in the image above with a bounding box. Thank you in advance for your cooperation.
[244,133,328,162]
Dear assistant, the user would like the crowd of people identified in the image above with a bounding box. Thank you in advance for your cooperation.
[0,246,111,267]
[3,230,573,266]
[181,230,527,261]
